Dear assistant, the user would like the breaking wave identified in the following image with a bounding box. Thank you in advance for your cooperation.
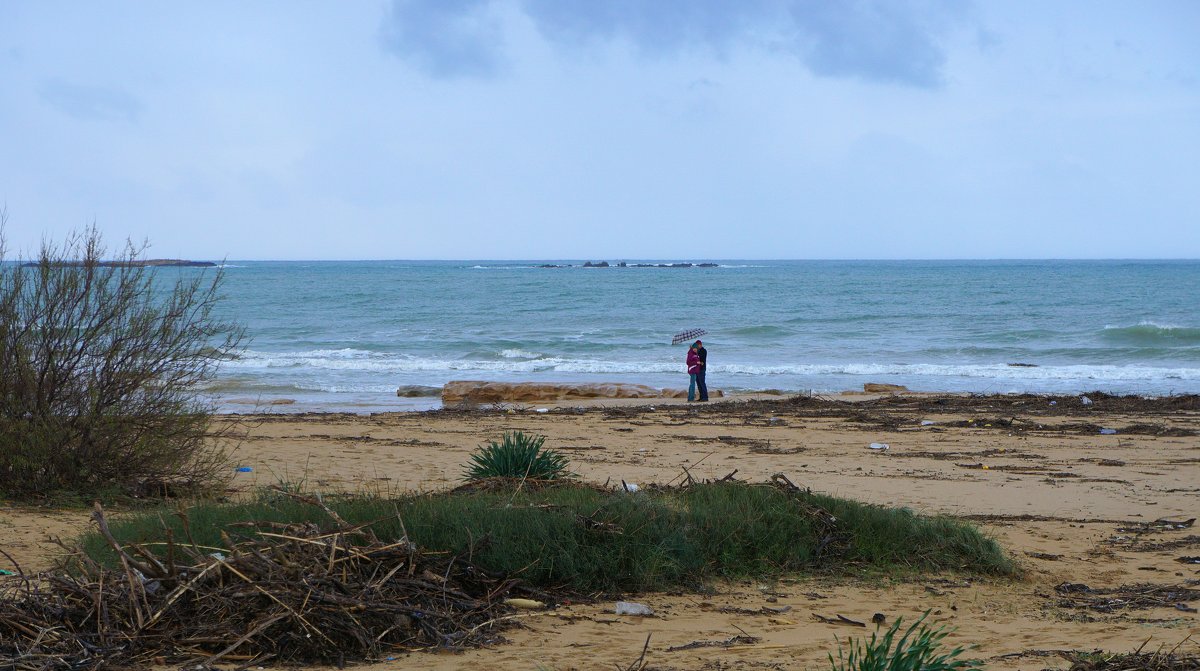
[219,349,1200,382]
[1101,322,1200,346]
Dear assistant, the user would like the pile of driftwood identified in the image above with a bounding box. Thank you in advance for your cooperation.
[0,500,534,670]
[1055,581,1200,614]
[1060,640,1200,671]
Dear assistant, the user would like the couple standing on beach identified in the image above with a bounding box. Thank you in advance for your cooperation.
[686,340,708,402]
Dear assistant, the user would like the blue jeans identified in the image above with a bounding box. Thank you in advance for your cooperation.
[688,373,697,401]
[696,368,708,401]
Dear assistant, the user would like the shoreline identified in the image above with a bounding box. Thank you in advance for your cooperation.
[211,384,1197,416]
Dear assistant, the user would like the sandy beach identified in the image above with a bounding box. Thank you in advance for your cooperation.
[3,391,1198,669]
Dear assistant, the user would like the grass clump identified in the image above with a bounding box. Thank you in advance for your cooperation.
[829,612,980,671]
[81,481,1016,593]
[463,431,570,481]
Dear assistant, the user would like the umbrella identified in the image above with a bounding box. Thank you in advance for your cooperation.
[671,327,707,345]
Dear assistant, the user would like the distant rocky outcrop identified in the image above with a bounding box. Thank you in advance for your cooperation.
[22,259,216,268]
[531,261,719,269]
[442,381,723,404]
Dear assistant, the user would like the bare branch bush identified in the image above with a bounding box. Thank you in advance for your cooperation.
[0,212,244,500]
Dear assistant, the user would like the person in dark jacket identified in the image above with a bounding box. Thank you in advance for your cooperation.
[686,343,701,402]
[695,340,708,401]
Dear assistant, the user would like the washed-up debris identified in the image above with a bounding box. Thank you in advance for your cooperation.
[812,613,865,627]
[1097,459,1126,467]
[667,634,760,652]
[0,502,534,670]
[1117,518,1197,534]
[1026,552,1063,561]
[868,442,889,451]
[1178,557,1200,565]
[1105,534,1200,553]
[504,598,545,609]
[717,605,792,616]
[1099,428,1117,435]
[1054,581,1200,613]
[1058,646,1200,671]
[615,601,654,616]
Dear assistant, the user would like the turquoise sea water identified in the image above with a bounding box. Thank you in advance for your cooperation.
[200,260,1200,412]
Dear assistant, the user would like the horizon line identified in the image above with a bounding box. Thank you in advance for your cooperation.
[200,257,1200,262]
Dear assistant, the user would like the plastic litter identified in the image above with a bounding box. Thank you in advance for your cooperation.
[1080,395,1093,405]
[615,601,654,616]
[622,482,640,493]
[1099,428,1117,435]
[0,569,14,576]
[236,466,253,473]
[535,408,549,413]
[920,420,935,426]
[868,443,889,451]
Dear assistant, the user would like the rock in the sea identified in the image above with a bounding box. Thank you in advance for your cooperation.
[442,381,721,404]
[657,388,724,399]
[863,383,909,393]
[395,385,442,397]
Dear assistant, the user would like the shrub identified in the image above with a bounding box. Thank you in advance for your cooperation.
[829,611,980,671]
[463,431,570,481]
[0,216,243,500]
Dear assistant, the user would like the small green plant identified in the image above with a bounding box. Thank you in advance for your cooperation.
[829,611,980,671]
[463,431,570,481]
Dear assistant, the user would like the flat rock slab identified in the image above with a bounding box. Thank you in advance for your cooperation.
[864,383,909,393]
[442,381,722,404]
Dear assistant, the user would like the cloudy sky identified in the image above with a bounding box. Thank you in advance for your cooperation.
[2,1,1197,260]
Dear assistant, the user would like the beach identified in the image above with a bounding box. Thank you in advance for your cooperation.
[6,391,1197,669]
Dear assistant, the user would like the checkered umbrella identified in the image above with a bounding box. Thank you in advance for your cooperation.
[671,327,707,345]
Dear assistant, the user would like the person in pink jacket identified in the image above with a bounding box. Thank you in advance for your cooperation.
[686,342,702,402]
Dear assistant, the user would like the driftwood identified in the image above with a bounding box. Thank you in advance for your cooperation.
[1054,582,1200,613]
[1058,638,1199,671]
[811,613,866,627]
[0,504,535,670]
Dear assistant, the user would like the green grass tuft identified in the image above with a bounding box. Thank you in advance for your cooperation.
[829,611,980,671]
[463,431,570,481]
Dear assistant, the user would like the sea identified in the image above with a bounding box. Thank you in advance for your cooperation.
[196,260,1200,413]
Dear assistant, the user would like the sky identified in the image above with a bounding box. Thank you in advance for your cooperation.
[1,1,1198,260]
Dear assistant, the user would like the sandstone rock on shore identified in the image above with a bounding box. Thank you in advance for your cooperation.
[442,381,722,404]
[863,383,909,393]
